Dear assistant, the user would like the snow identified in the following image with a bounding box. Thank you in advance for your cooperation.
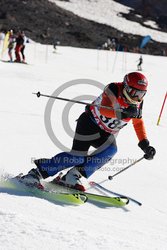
[0,43,167,250]
[50,0,167,43]
[143,20,159,29]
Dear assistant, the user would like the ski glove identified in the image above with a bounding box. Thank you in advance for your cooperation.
[120,105,139,119]
[138,139,156,160]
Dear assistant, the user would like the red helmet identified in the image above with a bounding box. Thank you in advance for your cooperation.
[123,72,148,104]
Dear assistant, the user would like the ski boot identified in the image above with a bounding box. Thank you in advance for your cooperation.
[53,168,86,192]
[20,168,44,189]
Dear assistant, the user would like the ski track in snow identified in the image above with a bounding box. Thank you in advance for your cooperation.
[0,35,167,250]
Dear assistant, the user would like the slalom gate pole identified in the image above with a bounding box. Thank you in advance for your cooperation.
[45,44,49,64]
[157,91,167,125]
[97,48,100,71]
[33,91,122,111]
[106,50,109,71]
[108,156,144,180]
[112,50,118,73]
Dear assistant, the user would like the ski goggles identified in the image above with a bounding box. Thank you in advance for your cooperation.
[124,84,146,100]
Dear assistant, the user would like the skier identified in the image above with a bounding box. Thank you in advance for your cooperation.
[53,36,60,53]
[8,30,15,62]
[137,55,143,71]
[21,72,156,191]
[20,31,26,63]
[14,31,25,62]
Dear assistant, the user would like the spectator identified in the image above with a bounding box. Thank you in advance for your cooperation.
[102,37,112,50]
[20,31,27,63]
[137,55,143,71]
[0,30,5,46]
[8,30,15,62]
[111,38,117,51]
[15,31,25,62]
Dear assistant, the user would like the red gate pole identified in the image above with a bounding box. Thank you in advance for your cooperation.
[157,91,167,125]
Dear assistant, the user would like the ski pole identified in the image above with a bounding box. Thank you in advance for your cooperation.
[32,91,122,111]
[108,156,144,180]
[89,181,142,206]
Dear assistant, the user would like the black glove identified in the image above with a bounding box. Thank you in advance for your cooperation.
[120,105,139,119]
[138,139,156,160]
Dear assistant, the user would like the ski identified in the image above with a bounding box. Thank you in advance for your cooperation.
[43,181,129,207]
[89,181,142,206]
[0,176,130,207]
[0,177,87,205]
[83,192,128,207]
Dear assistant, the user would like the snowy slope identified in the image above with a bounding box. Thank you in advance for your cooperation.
[50,0,167,43]
[0,42,167,250]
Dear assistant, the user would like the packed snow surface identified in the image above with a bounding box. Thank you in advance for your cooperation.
[0,40,167,249]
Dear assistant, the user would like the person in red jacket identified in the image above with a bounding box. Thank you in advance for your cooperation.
[21,72,156,191]
[15,31,25,62]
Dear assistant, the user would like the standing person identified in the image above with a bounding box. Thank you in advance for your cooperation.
[102,37,112,50]
[0,30,8,57]
[15,31,24,62]
[21,72,156,191]
[20,31,27,63]
[137,55,143,71]
[53,35,60,53]
[8,30,15,62]
[0,30,5,46]
[111,38,117,51]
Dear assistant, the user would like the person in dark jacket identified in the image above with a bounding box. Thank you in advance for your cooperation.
[137,56,143,71]
[15,31,25,62]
